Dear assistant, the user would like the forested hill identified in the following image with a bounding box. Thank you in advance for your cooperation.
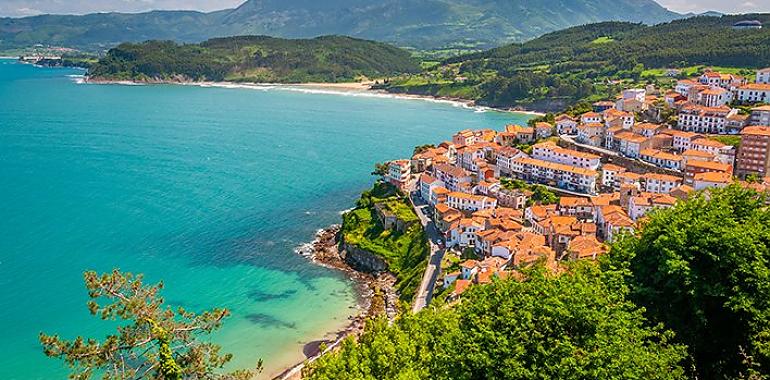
[383,14,770,110]
[0,0,680,51]
[87,36,421,83]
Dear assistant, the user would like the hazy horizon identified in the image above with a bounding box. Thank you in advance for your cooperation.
[1,0,769,18]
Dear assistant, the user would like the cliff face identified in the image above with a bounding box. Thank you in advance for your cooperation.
[340,240,389,274]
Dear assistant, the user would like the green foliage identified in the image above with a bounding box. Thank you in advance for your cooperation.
[39,270,258,380]
[88,36,421,83]
[306,263,687,380]
[343,184,429,303]
[413,144,436,155]
[607,185,770,379]
[709,135,741,148]
[501,177,559,206]
[371,162,390,178]
[388,16,770,109]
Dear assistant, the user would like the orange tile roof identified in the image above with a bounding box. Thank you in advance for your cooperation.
[644,172,682,182]
[601,163,626,172]
[740,83,770,91]
[742,125,770,137]
[614,131,648,144]
[686,160,732,172]
[681,149,716,159]
[559,197,592,207]
[640,149,683,162]
[694,171,732,183]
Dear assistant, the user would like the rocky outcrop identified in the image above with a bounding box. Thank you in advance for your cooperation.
[340,240,388,274]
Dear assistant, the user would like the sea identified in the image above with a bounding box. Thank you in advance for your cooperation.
[0,59,532,379]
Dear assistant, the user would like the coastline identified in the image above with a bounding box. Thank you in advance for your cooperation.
[275,226,398,380]
[82,77,546,116]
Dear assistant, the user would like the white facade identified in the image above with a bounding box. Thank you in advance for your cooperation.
[737,84,770,104]
[531,142,600,170]
[757,69,770,85]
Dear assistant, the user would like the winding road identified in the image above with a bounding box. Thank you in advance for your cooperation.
[409,192,446,313]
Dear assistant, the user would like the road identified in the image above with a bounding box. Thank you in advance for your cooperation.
[409,192,446,313]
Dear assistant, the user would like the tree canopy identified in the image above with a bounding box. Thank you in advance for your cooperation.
[306,263,687,380]
[608,185,770,379]
[40,270,259,380]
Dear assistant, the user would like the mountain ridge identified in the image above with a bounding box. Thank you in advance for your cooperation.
[0,0,681,51]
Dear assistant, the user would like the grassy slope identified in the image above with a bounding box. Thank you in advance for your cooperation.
[341,183,429,303]
[87,35,421,83]
[384,15,770,109]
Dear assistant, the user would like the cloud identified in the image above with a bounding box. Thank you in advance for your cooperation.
[655,0,770,14]
[0,0,245,17]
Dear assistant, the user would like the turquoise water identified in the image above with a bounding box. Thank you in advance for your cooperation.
[0,59,532,379]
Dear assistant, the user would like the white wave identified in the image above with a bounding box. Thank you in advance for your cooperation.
[294,242,314,257]
[338,207,355,215]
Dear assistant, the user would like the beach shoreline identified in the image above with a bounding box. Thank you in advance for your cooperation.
[83,77,546,116]
[274,226,397,380]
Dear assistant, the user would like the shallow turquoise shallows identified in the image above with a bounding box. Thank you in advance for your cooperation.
[0,59,532,379]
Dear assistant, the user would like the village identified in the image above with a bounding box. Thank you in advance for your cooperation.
[384,67,770,301]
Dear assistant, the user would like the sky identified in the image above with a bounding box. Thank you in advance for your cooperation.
[0,0,769,17]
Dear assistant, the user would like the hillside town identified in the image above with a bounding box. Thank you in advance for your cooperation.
[384,67,770,301]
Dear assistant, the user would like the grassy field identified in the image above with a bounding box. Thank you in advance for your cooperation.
[342,183,429,303]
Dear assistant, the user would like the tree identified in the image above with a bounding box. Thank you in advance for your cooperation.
[529,184,559,206]
[306,263,687,380]
[371,162,389,177]
[607,185,770,379]
[40,270,260,380]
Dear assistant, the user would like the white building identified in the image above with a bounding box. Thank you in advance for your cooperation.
[511,157,598,194]
[643,173,683,194]
[446,192,497,212]
[387,160,412,191]
[531,141,601,170]
[555,114,578,134]
[678,105,738,134]
[758,68,770,85]
[736,83,770,104]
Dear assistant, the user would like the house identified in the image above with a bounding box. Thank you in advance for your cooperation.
[727,113,749,134]
[580,112,603,124]
[628,193,677,221]
[434,203,462,232]
[677,104,737,134]
[493,187,530,209]
[640,149,683,170]
[736,125,770,178]
[696,87,733,107]
[433,164,473,192]
[419,174,445,204]
[452,130,477,147]
[665,91,687,107]
[576,123,605,146]
[736,83,770,104]
[615,171,642,191]
[592,101,616,112]
[600,164,626,189]
[565,235,607,261]
[633,123,664,138]
[447,192,497,212]
[511,157,599,194]
[603,108,635,130]
[614,131,649,158]
[525,204,557,226]
[693,171,733,190]
[750,105,770,126]
[505,125,535,144]
[643,173,683,194]
[675,80,698,97]
[411,146,448,173]
[691,139,735,165]
[534,122,554,138]
[531,141,601,170]
[684,160,733,185]
[555,114,578,134]
[600,207,634,242]
[557,197,593,220]
[495,146,526,176]
[387,160,412,191]
[757,68,770,85]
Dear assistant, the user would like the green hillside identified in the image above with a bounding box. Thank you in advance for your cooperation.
[0,0,680,51]
[87,35,421,83]
[383,15,770,110]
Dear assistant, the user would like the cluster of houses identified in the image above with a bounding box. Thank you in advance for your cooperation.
[382,67,770,300]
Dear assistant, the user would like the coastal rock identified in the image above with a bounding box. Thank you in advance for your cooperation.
[340,241,388,274]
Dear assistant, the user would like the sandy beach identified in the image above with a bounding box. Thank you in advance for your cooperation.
[273,226,397,380]
[83,76,545,116]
